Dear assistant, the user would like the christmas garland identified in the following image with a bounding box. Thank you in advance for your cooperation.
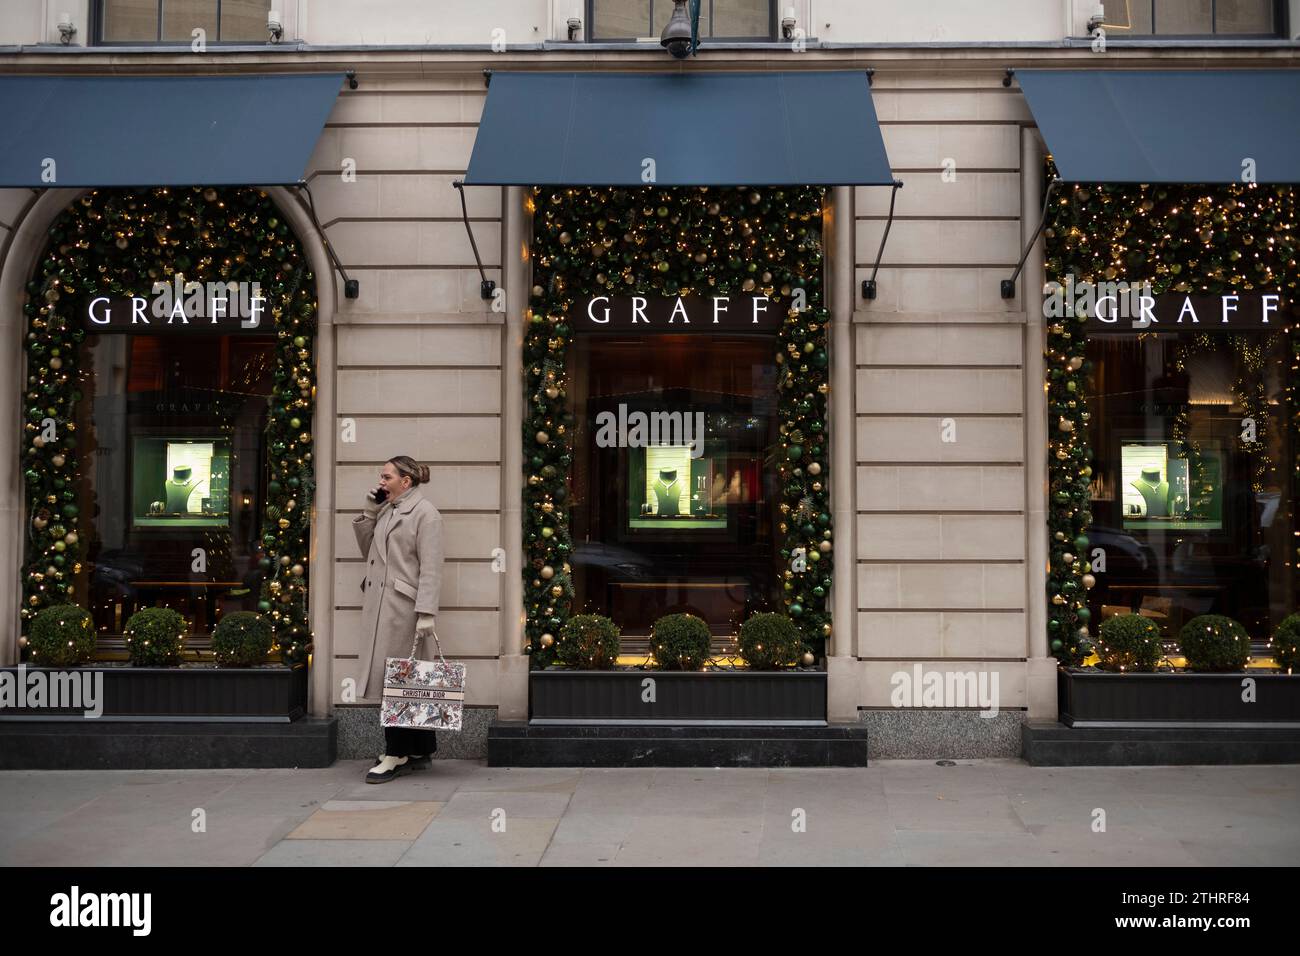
[1044,178,1298,664]
[21,186,317,665]
[523,185,833,666]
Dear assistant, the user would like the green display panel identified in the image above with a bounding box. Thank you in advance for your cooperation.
[1121,440,1223,531]
[132,436,232,528]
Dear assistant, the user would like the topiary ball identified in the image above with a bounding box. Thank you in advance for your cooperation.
[1179,614,1250,672]
[211,611,274,667]
[556,613,620,669]
[1270,614,1300,673]
[124,607,187,667]
[738,612,804,670]
[1095,613,1162,672]
[28,604,95,666]
[650,613,712,671]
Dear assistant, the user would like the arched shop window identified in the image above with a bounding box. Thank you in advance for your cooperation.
[1044,181,1298,665]
[21,187,317,663]
[523,186,833,663]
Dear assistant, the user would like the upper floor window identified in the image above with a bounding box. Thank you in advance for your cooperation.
[588,0,774,41]
[97,0,272,44]
[1098,0,1283,36]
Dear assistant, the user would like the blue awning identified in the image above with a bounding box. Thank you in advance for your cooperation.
[464,71,895,186]
[1017,69,1300,184]
[0,73,344,188]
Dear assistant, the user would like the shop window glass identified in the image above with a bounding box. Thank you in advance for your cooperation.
[99,0,272,42]
[1085,330,1293,647]
[1100,0,1277,34]
[567,333,779,636]
[75,332,275,641]
[591,0,771,39]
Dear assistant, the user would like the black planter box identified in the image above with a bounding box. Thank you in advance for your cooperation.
[530,669,826,724]
[0,664,308,722]
[1058,667,1300,727]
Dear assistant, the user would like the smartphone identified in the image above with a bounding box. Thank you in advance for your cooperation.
[373,487,388,503]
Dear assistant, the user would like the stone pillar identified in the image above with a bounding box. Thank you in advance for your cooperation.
[497,185,530,720]
[827,185,859,724]
[1020,128,1059,722]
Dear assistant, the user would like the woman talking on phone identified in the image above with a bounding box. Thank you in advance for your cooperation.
[352,455,444,783]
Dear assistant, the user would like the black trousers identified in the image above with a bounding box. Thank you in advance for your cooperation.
[383,725,437,758]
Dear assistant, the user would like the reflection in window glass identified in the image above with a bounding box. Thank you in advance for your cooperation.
[1153,0,1212,34]
[161,0,218,41]
[221,0,273,40]
[568,334,779,637]
[76,333,275,641]
[592,0,760,40]
[713,0,769,37]
[1084,331,1293,648]
[1215,0,1275,33]
[1102,0,1275,34]
[102,0,159,41]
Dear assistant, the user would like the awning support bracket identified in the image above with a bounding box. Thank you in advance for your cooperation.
[452,180,496,300]
[293,181,359,299]
[1000,177,1060,299]
[861,180,903,300]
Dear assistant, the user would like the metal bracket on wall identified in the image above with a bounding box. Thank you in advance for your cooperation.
[345,70,358,90]
[861,180,903,300]
[452,180,496,300]
[1002,67,1015,88]
[292,182,359,299]
[484,69,493,88]
[865,68,875,86]
[1000,177,1061,299]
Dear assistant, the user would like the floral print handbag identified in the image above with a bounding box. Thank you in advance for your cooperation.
[380,629,466,732]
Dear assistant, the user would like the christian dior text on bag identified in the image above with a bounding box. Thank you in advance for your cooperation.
[380,628,466,732]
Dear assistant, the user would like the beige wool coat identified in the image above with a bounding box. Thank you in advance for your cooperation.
[352,486,444,699]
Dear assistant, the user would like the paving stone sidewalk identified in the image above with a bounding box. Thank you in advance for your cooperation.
[1,759,1296,866]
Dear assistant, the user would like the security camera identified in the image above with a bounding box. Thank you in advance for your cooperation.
[57,12,76,45]
[267,10,284,43]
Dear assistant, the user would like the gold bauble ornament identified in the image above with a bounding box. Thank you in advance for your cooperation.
[540,633,555,647]
[64,532,77,545]
[32,516,47,530]
[292,564,305,577]
[51,454,66,468]
[1062,553,1075,564]
[536,431,549,444]
[822,623,831,636]
[550,585,563,597]
[801,651,815,666]
[32,436,46,448]
[818,540,831,553]
[1068,356,1084,370]
[1082,573,1096,589]
[545,386,559,399]
[807,462,821,476]
[278,518,291,529]
[540,566,554,580]
[280,555,292,566]
[811,481,822,492]
[1052,594,1065,605]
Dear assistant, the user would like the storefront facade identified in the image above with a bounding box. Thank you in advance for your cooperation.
[1,1,1297,766]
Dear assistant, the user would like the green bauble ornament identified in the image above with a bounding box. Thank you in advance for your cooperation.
[787,445,803,461]
[789,603,803,617]
[1074,535,1089,551]
[258,600,272,613]
[1050,638,1063,652]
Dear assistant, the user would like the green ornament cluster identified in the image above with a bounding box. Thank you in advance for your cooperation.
[1044,177,1298,664]
[523,185,833,665]
[21,187,317,665]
